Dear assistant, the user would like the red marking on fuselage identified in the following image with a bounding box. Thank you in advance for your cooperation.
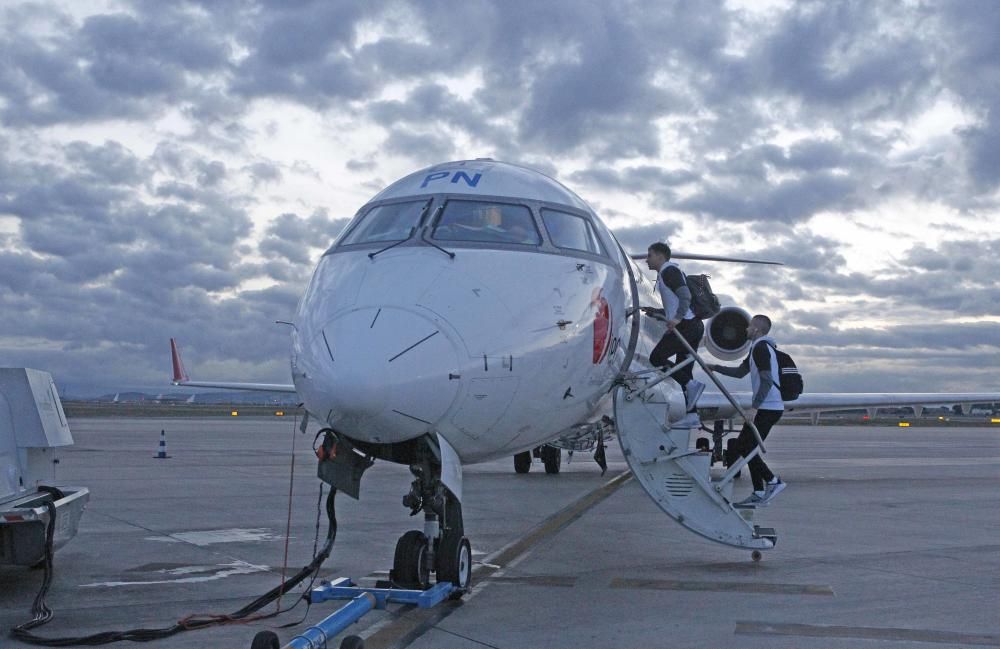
[593,293,611,364]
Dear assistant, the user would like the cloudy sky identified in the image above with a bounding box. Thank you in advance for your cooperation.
[0,0,997,398]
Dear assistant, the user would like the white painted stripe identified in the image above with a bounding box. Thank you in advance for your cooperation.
[80,561,270,588]
[145,528,282,546]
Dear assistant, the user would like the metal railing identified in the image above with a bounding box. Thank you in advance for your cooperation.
[638,326,767,494]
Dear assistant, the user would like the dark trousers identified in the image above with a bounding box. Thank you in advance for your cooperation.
[649,317,704,389]
[737,408,783,492]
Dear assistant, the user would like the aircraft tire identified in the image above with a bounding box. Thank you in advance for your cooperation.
[339,636,365,649]
[541,446,561,474]
[392,530,430,589]
[514,451,532,473]
[436,534,472,598]
[250,630,280,649]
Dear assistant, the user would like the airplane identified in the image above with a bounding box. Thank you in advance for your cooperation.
[170,159,1000,591]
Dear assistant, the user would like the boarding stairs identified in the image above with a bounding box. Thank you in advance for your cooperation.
[614,328,776,551]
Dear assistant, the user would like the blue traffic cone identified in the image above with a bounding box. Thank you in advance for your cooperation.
[154,429,171,459]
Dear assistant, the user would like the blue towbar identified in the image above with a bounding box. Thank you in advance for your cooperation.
[278,578,456,649]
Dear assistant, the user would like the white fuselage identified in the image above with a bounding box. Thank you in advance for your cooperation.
[290,161,682,463]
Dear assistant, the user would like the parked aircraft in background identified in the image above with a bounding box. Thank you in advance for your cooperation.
[171,160,1000,589]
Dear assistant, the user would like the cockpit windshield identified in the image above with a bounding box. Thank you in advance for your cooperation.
[340,199,429,245]
[432,200,541,245]
[540,208,606,256]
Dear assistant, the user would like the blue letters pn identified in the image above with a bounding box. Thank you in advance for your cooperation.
[451,172,482,187]
[420,171,450,188]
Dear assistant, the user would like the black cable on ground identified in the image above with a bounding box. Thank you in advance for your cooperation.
[11,496,58,635]
[9,486,338,646]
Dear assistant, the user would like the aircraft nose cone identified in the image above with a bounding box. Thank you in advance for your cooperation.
[303,307,462,443]
[325,340,388,418]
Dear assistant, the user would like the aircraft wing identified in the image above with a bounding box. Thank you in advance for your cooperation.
[170,338,297,394]
[696,391,1000,418]
[629,251,783,265]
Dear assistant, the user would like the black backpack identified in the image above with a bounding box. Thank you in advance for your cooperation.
[685,274,721,320]
[764,341,803,401]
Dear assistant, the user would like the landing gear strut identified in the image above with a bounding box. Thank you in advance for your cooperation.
[390,441,470,597]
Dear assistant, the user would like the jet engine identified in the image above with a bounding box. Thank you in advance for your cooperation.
[704,306,751,360]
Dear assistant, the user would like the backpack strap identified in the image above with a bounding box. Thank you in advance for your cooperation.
[762,340,781,391]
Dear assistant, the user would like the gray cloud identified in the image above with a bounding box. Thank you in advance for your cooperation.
[258,211,350,265]
[384,130,456,162]
[678,173,862,223]
[346,158,377,172]
[1,1,998,396]
[609,220,685,254]
[0,4,232,126]
[245,161,282,186]
[569,166,698,194]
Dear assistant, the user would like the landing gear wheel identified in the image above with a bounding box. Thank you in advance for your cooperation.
[436,535,472,599]
[751,550,762,562]
[392,530,430,589]
[250,630,280,649]
[339,636,365,649]
[541,445,562,474]
[514,451,532,474]
[696,437,710,451]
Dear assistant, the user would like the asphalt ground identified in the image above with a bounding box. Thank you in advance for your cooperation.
[2,417,998,649]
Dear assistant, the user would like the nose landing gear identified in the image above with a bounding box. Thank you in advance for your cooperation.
[389,445,471,597]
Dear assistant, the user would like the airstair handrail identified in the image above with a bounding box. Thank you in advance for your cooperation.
[636,357,695,398]
[669,328,767,453]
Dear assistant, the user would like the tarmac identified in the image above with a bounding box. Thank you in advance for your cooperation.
[2,416,998,648]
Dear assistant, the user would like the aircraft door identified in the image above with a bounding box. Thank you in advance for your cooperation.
[609,235,642,381]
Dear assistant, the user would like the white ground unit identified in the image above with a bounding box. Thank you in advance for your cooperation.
[0,368,89,565]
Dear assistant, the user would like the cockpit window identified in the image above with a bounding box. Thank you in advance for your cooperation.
[540,209,606,255]
[433,200,542,245]
[339,199,429,245]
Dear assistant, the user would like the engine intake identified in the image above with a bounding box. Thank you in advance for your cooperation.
[704,306,751,360]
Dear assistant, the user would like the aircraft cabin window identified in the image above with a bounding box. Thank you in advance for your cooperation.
[433,201,542,245]
[340,200,429,245]
[540,209,606,255]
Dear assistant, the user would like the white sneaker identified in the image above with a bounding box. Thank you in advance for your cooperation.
[685,380,705,410]
[672,412,701,429]
[733,492,765,508]
[763,478,786,504]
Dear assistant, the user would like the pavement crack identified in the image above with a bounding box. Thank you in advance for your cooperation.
[432,626,504,648]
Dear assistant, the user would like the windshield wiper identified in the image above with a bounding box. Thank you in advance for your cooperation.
[421,228,455,259]
[420,205,455,259]
[368,228,415,259]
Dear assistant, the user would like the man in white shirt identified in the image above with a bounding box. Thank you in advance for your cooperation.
[642,242,706,416]
[708,314,786,508]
